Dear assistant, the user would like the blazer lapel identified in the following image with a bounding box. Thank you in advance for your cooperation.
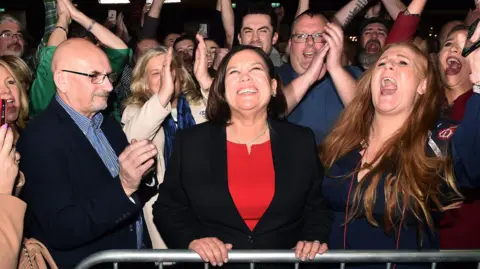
[253,119,291,235]
[51,99,116,179]
[209,124,251,233]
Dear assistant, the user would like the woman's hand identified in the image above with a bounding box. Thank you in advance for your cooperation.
[158,47,176,107]
[194,34,213,90]
[189,237,233,266]
[59,0,81,21]
[0,125,20,195]
[295,240,328,261]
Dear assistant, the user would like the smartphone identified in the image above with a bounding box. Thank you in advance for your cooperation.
[107,10,117,25]
[1,100,7,126]
[198,24,208,38]
[462,19,480,57]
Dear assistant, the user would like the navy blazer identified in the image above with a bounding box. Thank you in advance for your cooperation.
[18,99,155,269]
[153,119,332,258]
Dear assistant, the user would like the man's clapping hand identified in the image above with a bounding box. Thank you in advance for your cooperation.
[119,140,157,197]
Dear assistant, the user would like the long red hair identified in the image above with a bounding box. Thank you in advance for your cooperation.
[320,43,461,232]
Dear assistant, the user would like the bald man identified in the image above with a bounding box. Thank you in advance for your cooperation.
[17,38,158,269]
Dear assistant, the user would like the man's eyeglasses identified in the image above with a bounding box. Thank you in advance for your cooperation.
[291,33,325,43]
[0,31,24,40]
[61,70,118,84]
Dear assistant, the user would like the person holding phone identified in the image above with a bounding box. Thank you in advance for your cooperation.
[0,125,24,269]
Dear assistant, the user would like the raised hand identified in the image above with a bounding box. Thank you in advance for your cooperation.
[59,0,81,21]
[56,0,71,24]
[304,43,330,82]
[161,47,175,96]
[194,34,213,90]
[323,23,345,72]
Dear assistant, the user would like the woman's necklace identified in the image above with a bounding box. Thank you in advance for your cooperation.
[236,124,269,147]
[360,140,374,170]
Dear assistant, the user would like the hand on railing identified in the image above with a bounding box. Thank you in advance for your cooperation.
[295,240,328,261]
[189,237,232,266]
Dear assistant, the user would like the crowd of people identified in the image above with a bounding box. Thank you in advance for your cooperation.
[1,0,480,268]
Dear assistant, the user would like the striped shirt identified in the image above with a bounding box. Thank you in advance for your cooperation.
[56,95,119,177]
[56,95,144,248]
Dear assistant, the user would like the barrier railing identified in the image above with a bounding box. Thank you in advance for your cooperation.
[74,249,480,269]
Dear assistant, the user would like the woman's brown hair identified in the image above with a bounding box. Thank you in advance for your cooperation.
[320,43,461,232]
[206,45,287,125]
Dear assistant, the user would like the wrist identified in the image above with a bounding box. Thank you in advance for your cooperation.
[57,16,70,26]
[199,76,213,90]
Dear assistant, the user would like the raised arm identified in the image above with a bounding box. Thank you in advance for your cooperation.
[451,24,480,187]
[296,0,309,18]
[380,0,406,20]
[48,0,70,47]
[141,0,165,39]
[324,23,358,106]
[283,45,330,113]
[220,0,235,49]
[385,0,426,44]
[332,0,369,28]
[60,0,127,49]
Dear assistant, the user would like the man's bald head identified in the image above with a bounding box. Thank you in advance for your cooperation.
[52,38,113,119]
[52,38,109,72]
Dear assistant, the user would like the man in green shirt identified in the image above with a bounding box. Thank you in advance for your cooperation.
[30,0,131,122]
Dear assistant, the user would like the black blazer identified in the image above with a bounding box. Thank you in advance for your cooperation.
[153,119,332,253]
[17,99,155,269]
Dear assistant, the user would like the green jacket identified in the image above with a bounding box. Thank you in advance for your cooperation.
[29,46,131,122]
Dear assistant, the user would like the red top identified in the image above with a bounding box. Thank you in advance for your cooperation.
[227,141,275,231]
[385,11,421,45]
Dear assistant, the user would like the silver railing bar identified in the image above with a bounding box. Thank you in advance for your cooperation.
[75,250,480,269]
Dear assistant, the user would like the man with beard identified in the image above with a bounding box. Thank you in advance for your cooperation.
[18,38,158,269]
[0,15,25,57]
[357,18,391,70]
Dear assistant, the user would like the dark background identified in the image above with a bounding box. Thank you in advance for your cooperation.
[0,0,474,44]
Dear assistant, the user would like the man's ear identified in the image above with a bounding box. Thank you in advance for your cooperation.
[54,70,68,94]
[272,32,279,46]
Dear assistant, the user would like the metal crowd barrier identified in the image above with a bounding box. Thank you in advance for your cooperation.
[75,249,480,269]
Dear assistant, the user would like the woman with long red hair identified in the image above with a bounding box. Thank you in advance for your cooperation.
[320,38,480,268]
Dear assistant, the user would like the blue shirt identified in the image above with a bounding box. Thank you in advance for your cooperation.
[56,95,144,249]
[277,64,363,144]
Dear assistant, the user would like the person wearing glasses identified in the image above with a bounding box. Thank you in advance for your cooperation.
[0,14,25,58]
[275,10,362,144]
[29,0,130,121]
[17,38,159,269]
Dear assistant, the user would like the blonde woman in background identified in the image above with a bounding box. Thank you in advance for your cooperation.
[122,46,206,249]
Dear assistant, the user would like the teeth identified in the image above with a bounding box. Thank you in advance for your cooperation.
[304,52,315,56]
[6,100,13,103]
[381,77,397,88]
[447,57,460,64]
[238,88,257,95]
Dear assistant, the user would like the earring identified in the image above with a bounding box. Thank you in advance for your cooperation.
[272,92,277,97]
